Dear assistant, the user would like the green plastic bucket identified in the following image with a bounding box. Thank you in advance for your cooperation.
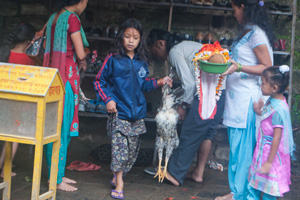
[198,60,231,74]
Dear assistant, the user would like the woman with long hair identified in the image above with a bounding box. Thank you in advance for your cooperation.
[216,0,275,199]
[43,0,89,192]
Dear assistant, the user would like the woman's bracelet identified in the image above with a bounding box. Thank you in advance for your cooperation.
[77,57,87,64]
[78,59,87,64]
[237,63,242,72]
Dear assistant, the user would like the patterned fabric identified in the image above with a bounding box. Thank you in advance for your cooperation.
[248,98,293,197]
[223,24,273,128]
[247,184,277,200]
[43,10,88,137]
[108,114,146,173]
[260,98,295,154]
[111,132,140,174]
[107,114,146,137]
[44,11,89,82]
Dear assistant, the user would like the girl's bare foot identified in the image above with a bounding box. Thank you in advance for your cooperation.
[0,171,16,178]
[62,177,77,184]
[111,179,124,198]
[215,193,233,200]
[166,171,180,186]
[57,182,78,192]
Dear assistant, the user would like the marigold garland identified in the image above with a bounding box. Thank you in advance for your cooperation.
[193,41,228,101]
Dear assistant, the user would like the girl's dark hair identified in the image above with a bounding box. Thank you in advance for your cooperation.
[57,0,82,10]
[232,0,275,45]
[0,23,36,62]
[147,29,183,53]
[262,66,290,93]
[113,18,148,62]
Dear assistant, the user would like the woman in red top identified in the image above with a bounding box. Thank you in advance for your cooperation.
[0,23,36,178]
[43,0,89,192]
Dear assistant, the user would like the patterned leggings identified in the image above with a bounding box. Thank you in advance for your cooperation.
[111,132,140,174]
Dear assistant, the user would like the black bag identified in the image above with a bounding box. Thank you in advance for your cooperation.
[25,23,47,66]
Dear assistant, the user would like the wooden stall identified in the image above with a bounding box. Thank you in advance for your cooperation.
[0,63,64,200]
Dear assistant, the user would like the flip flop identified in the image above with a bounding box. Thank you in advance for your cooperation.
[111,190,124,199]
[75,162,101,171]
[110,175,116,188]
[66,161,87,170]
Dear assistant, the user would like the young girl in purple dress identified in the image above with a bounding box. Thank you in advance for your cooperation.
[248,65,295,200]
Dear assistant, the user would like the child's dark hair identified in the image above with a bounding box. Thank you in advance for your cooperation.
[0,23,36,62]
[113,18,148,62]
[57,0,82,10]
[232,0,275,45]
[262,66,290,93]
[147,29,183,53]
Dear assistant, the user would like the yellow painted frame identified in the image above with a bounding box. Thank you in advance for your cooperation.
[0,67,64,200]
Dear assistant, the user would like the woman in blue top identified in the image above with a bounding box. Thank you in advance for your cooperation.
[94,18,172,199]
[216,0,275,200]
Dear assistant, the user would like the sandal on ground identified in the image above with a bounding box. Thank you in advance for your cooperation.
[111,190,124,199]
[75,162,101,171]
[66,161,86,170]
[110,175,116,188]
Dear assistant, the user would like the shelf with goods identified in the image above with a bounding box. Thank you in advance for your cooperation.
[77,111,228,129]
[86,1,294,55]
[83,72,98,78]
[78,112,229,132]
[86,36,291,56]
[101,0,293,16]
[86,36,115,42]
[273,51,291,56]
[83,0,297,109]
[78,112,157,122]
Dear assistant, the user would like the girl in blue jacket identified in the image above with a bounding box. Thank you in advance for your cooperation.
[94,18,172,199]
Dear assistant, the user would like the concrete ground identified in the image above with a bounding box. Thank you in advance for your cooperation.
[2,117,300,200]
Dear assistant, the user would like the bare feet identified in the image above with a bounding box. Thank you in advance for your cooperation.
[62,177,77,184]
[0,171,16,178]
[186,169,203,183]
[215,193,233,200]
[57,182,78,192]
[166,171,180,186]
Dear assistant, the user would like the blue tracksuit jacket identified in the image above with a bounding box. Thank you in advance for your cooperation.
[93,53,159,121]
